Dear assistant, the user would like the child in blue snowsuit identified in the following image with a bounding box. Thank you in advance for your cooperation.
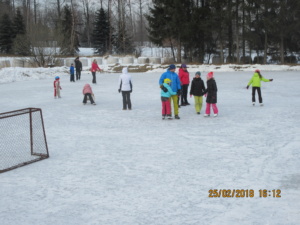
[70,64,75,82]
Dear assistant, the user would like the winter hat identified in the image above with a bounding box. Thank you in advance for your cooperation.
[195,71,201,76]
[55,76,60,80]
[181,64,187,68]
[255,69,260,73]
[164,78,171,84]
[169,64,176,70]
[207,72,214,79]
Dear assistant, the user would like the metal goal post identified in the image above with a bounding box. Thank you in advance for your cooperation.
[0,108,49,173]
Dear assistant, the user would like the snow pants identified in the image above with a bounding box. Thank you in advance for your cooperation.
[122,91,131,109]
[181,84,189,105]
[205,103,218,115]
[83,93,95,104]
[92,72,96,84]
[76,70,81,80]
[252,87,262,103]
[194,96,203,113]
[170,95,179,116]
[161,97,171,116]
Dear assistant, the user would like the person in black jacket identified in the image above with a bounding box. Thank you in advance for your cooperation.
[204,72,218,117]
[74,57,83,80]
[190,71,206,114]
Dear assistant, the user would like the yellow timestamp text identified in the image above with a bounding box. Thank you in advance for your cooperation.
[208,189,281,198]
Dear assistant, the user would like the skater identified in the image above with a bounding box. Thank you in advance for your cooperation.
[53,76,62,98]
[118,67,132,110]
[161,78,177,120]
[190,71,206,114]
[204,72,218,117]
[246,69,273,106]
[82,83,96,105]
[178,64,190,106]
[159,64,182,119]
[74,57,82,80]
[70,63,75,82]
[90,59,102,84]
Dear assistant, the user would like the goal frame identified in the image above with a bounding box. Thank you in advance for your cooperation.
[0,108,49,173]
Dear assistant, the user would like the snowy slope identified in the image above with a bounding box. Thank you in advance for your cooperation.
[0,67,299,225]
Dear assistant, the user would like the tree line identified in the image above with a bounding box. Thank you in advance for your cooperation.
[0,0,148,66]
[0,0,299,65]
[146,0,300,64]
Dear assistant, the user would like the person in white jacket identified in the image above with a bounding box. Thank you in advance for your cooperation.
[118,67,133,110]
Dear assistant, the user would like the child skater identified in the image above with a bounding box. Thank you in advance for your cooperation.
[247,69,273,106]
[190,71,206,114]
[161,78,177,120]
[82,83,96,105]
[70,63,75,82]
[54,76,62,99]
[204,72,218,117]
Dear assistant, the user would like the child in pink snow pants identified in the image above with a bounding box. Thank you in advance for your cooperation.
[204,72,218,117]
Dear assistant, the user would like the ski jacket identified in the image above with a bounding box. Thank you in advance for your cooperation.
[161,83,177,98]
[178,68,190,85]
[248,72,270,87]
[91,62,101,72]
[205,78,217,104]
[190,77,206,96]
[70,66,75,74]
[118,68,132,91]
[54,80,61,90]
[159,69,181,92]
[75,59,82,71]
[83,84,93,95]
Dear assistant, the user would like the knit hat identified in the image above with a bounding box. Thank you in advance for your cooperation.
[181,64,187,68]
[207,72,214,79]
[195,71,201,76]
[164,78,171,84]
[255,69,260,73]
[55,76,60,80]
[169,64,176,70]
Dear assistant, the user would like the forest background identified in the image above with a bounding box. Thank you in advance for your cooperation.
[0,0,299,67]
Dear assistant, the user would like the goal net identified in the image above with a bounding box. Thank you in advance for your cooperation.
[0,108,49,173]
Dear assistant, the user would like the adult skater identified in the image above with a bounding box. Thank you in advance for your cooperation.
[90,59,102,84]
[118,67,132,110]
[74,57,82,80]
[159,64,182,119]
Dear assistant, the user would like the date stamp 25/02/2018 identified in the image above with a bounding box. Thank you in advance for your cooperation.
[208,189,281,198]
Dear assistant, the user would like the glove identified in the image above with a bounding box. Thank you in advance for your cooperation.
[118,89,121,93]
[161,86,168,92]
[177,90,182,96]
[246,85,249,89]
[204,93,207,97]
[269,79,273,81]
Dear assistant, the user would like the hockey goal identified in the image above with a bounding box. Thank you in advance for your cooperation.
[0,108,49,173]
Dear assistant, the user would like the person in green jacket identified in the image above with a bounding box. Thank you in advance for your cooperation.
[247,69,273,106]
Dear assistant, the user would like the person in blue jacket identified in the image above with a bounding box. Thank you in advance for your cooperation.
[159,64,182,119]
[161,78,177,120]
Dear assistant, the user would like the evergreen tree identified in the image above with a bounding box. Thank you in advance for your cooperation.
[59,5,80,56]
[12,8,30,55]
[0,13,13,54]
[92,8,110,55]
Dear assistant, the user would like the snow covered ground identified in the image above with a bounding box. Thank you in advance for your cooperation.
[0,65,300,225]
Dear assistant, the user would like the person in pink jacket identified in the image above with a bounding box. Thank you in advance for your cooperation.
[90,59,102,84]
[82,84,96,105]
[178,64,190,106]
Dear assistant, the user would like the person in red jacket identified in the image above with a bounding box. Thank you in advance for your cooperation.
[178,64,190,106]
[90,59,102,84]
